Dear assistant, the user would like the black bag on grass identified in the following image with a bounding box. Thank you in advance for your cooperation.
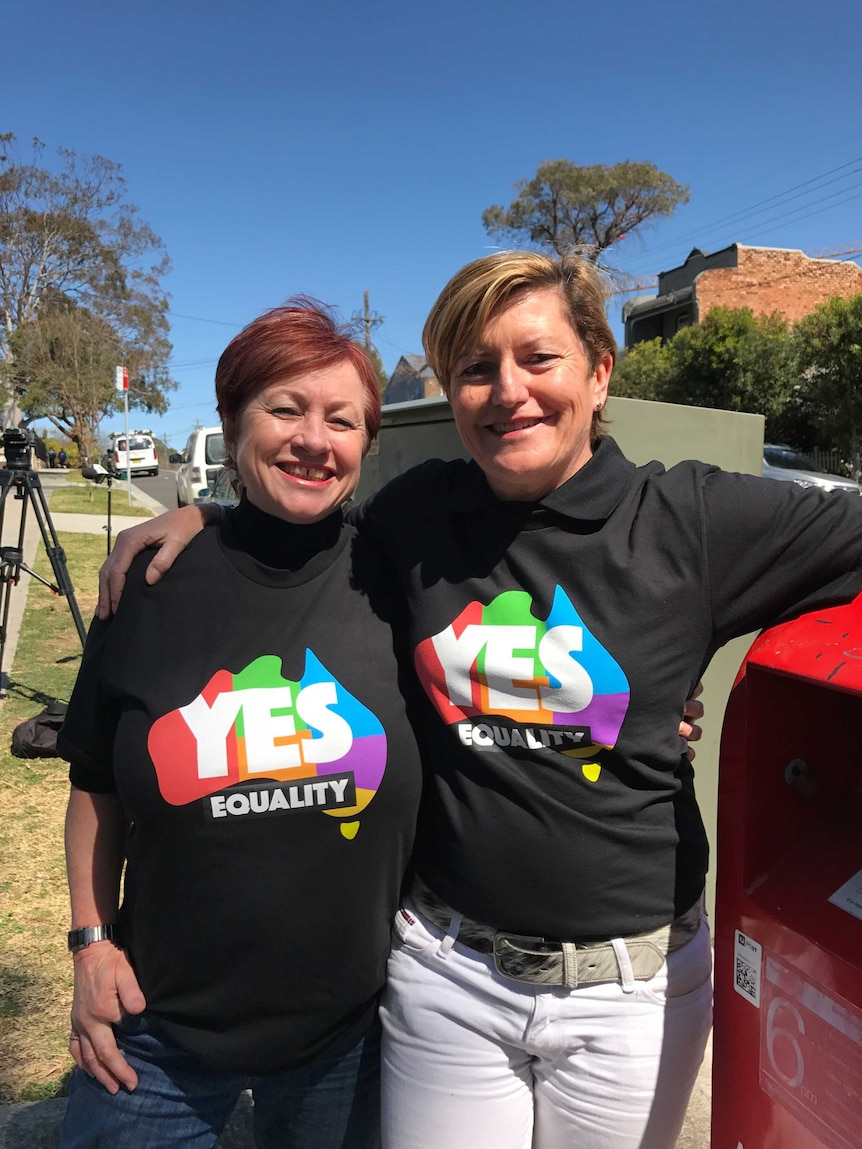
[11,700,67,759]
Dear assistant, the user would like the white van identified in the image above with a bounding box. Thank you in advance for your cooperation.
[172,426,226,506]
[110,430,159,477]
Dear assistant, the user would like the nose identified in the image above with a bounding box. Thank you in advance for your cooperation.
[491,359,529,407]
[294,413,329,456]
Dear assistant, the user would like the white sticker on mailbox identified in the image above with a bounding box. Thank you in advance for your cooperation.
[734,930,762,1006]
[828,868,862,923]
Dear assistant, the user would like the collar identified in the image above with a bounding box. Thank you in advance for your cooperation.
[448,436,637,523]
[218,494,349,586]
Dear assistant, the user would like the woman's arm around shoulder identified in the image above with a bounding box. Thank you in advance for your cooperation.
[97,503,222,619]
[703,469,862,642]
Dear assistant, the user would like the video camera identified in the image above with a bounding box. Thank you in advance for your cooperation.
[1,428,48,471]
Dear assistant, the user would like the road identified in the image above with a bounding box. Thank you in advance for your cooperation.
[132,469,178,512]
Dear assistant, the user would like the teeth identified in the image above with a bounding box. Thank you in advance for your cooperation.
[282,464,330,480]
[492,418,543,433]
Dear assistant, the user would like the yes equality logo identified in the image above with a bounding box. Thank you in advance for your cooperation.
[147,653,387,838]
[414,586,630,783]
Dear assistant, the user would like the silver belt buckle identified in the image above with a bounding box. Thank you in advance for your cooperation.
[493,932,566,986]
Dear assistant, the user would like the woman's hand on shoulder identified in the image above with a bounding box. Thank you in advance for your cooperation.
[680,681,704,762]
[97,503,222,619]
[69,941,147,1093]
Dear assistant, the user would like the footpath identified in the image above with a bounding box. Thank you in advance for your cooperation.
[0,471,713,1147]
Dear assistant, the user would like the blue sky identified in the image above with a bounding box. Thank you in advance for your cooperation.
[4,0,861,449]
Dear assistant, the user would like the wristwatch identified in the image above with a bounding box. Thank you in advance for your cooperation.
[67,924,120,953]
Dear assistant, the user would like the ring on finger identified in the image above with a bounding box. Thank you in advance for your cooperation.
[69,1032,81,1043]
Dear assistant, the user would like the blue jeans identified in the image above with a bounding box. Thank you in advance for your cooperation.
[60,1012,382,1149]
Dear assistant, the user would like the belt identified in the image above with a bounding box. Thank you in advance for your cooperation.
[407,876,703,989]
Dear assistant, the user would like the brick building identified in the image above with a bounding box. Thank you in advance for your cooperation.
[382,354,443,405]
[623,244,862,348]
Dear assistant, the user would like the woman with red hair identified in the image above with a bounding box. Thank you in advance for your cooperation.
[59,301,422,1149]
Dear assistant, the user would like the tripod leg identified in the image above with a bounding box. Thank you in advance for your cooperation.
[0,566,15,696]
[0,475,21,691]
[23,473,88,646]
[0,472,9,543]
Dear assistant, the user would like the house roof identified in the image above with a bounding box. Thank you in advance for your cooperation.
[402,354,427,372]
[622,285,694,324]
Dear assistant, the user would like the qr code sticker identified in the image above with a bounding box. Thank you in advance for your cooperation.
[735,955,757,997]
[733,931,761,1006]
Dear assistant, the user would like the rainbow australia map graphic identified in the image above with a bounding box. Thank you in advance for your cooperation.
[148,653,386,838]
[414,586,630,783]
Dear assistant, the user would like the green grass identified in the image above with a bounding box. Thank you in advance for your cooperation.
[0,534,101,1103]
[47,485,153,517]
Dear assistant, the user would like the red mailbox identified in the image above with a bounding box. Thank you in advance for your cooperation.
[713,597,862,1148]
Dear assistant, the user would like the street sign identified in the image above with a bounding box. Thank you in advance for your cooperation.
[115,366,128,393]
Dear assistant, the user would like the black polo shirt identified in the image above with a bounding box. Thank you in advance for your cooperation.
[357,437,862,939]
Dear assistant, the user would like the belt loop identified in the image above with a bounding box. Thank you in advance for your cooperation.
[438,910,463,957]
[561,942,579,988]
[611,937,636,993]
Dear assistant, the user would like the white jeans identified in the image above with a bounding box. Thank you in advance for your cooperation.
[380,903,713,1149]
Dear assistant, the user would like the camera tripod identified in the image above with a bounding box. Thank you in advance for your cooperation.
[0,466,87,693]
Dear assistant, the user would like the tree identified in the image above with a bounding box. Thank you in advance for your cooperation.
[482,160,689,261]
[610,339,673,403]
[0,133,175,451]
[652,308,797,438]
[8,296,174,463]
[794,295,862,475]
[366,345,389,400]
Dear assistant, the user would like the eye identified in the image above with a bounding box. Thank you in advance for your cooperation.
[459,360,492,379]
[527,352,557,365]
[328,417,357,430]
[271,406,300,418]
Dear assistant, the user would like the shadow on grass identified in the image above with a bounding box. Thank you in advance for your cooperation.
[18,1067,74,1103]
[2,680,69,708]
[0,968,32,1021]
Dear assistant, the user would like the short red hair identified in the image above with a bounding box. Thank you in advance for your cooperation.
[216,299,382,453]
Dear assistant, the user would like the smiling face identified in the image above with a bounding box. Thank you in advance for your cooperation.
[227,359,368,524]
[448,287,613,501]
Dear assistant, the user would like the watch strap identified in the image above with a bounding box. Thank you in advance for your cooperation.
[67,924,120,952]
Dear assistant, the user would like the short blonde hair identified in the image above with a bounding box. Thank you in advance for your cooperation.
[423,250,616,439]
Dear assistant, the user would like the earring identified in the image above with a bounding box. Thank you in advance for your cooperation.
[595,401,604,412]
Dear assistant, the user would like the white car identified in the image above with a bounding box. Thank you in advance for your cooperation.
[762,444,860,494]
[172,426,226,507]
[110,431,159,477]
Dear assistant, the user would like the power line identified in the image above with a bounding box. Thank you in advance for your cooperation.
[167,361,219,372]
[166,358,219,368]
[167,311,243,328]
[376,333,418,357]
[164,398,220,412]
[738,186,862,243]
[624,155,862,275]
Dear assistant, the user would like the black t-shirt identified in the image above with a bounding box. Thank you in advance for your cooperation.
[59,500,422,1074]
[357,437,862,940]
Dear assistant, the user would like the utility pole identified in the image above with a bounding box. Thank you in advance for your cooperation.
[352,291,384,350]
